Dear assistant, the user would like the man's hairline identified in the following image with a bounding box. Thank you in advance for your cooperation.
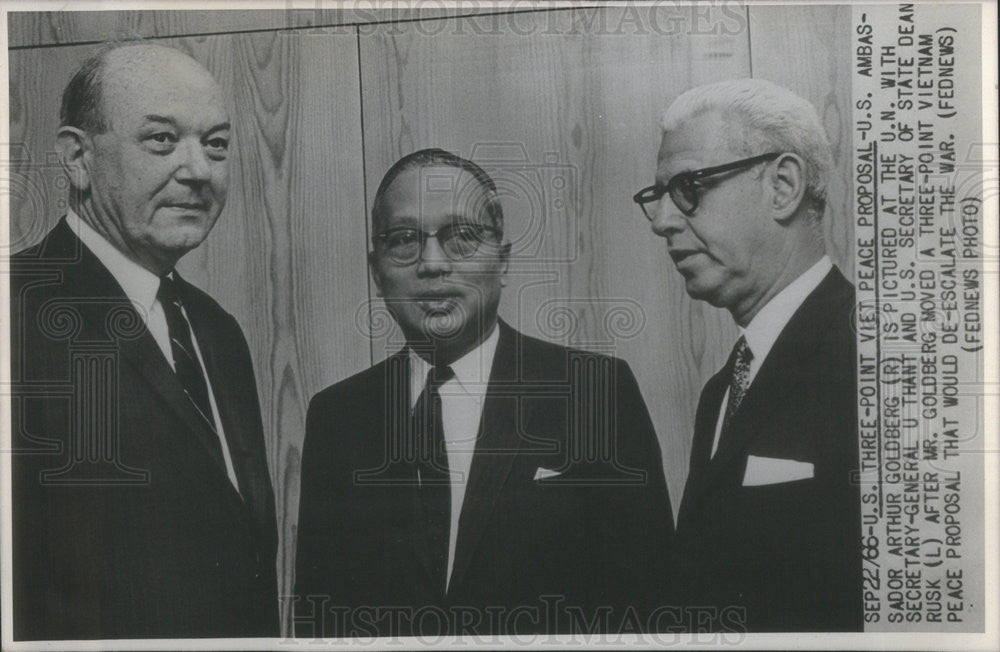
[64,46,227,135]
[370,161,503,237]
[662,105,829,222]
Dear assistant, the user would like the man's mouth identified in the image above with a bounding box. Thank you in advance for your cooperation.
[163,201,209,211]
[417,293,460,312]
[669,249,701,263]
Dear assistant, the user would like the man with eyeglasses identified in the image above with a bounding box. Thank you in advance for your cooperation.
[295,148,673,637]
[635,79,862,632]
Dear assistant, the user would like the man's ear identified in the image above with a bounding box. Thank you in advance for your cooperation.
[767,153,807,223]
[498,240,512,286]
[56,127,91,192]
[56,126,92,193]
[368,250,384,298]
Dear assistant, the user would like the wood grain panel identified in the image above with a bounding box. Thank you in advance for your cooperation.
[7,7,501,48]
[748,4,854,276]
[7,45,100,253]
[171,33,369,634]
[359,5,752,507]
[6,5,852,632]
[6,32,369,635]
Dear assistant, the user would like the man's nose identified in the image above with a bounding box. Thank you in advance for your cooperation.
[174,139,212,183]
[649,201,687,238]
[416,233,452,276]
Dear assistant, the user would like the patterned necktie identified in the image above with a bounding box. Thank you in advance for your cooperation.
[157,274,219,443]
[411,364,455,595]
[718,335,753,453]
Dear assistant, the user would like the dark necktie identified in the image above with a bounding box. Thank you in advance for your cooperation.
[717,335,753,455]
[157,274,220,445]
[411,364,455,595]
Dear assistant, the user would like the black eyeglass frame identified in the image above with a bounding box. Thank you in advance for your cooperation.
[633,152,782,219]
[373,223,503,265]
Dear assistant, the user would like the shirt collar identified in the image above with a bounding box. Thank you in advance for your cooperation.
[66,209,162,314]
[409,322,501,397]
[740,256,833,363]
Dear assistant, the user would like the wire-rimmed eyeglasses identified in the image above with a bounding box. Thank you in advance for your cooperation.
[373,223,502,265]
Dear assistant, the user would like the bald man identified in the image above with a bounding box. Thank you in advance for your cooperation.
[10,44,278,639]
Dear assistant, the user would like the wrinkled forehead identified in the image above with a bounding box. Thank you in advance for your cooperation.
[101,48,228,128]
[377,165,493,227]
[656,111,737,174]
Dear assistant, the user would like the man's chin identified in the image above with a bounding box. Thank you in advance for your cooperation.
[419,311,467,341]
[153,210,218,238]
[138,233,211,272]
[154,225,214,251]
[682,276,726,306]
[156,239,207,259]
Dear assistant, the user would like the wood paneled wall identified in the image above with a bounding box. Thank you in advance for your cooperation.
[6,5,851,634]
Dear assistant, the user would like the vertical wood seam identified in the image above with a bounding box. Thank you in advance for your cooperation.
[356,23,375,367]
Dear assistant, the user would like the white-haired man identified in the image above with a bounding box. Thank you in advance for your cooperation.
[635,78,861,632]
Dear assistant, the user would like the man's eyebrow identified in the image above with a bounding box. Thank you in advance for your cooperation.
[381,216,418,227]
[141,116,231,133]
[445,214,482,224]
[142,114,176,125]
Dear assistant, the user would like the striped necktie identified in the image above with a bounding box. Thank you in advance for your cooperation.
[157,273,219,442]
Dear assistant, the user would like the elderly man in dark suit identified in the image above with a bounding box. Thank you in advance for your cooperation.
[10,44,278,639]
[634,78,862,632]
[295,148,673,637]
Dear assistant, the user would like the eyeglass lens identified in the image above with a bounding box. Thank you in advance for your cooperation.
[382,225,491,263]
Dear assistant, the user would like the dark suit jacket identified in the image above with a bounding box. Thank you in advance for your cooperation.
[10,218,279,639]
[674,267,863,632]
[295,320,673,636]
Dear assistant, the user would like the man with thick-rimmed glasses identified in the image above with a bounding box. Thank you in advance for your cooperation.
[295,148,673,637]
[635,79,862,632]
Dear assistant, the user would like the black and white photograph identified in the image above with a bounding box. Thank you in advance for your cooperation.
[1,1,996,649]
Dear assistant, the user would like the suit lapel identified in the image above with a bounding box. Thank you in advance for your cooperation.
[118,335,231,479]
[393,352,446,593]
[692,372,728,469]
[354,352,414,490]
[677,368,728,526]
[355,352,440,590]
[178,277,262,510]
[706,269,853,483]
[447,322,521,596]
[48,220,238,491]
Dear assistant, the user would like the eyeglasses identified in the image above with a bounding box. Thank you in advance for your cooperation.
[633,152,781,219]
[374,223,501,265]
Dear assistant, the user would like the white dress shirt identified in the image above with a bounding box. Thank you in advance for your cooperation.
[66,211,241,490]
[710,256,833,457]
[409,324,500,589]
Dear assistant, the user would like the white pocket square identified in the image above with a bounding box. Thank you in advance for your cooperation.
[533,467,563,481]
[742,455,814,486]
